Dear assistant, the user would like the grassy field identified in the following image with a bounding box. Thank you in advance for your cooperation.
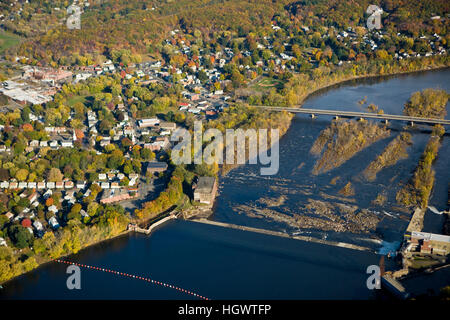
[409,255,441,269]
[67,95,91,107]
[0,31,21,54]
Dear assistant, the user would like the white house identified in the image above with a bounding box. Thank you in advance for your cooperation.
[33,220,44,231]
[46,182,56,189]
[27,182,37,189]
[76,181,86,189]
[18,182,27,189]
[61,140,73,148]
[48,216,60,229]
[138,118,160,128]
[101,182,110,189]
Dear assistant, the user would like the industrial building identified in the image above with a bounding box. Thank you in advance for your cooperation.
[405,231,450,256]
[193,176,217,205]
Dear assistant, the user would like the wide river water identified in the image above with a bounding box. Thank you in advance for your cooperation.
[1,69,449,299]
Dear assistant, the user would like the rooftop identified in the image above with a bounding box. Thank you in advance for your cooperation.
[147,161,168,169]
[195,176,216,194]
[411,231,450,243]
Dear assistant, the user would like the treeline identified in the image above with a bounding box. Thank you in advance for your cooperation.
[0,140,144,182]
[396,125,445,209]
[7,0,289,65]
[285,0,449,36]
[0,209,129,283]
[246,55,450,107]
[206,104,294,174]
[11,1,177,65]
[3,0,448,66]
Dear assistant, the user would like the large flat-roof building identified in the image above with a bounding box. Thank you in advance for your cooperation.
[407,231,450,256]
[193,177,217,205]
[138,118,160,128]
[0,86,52,105]
[100,189,135,204]
[159,121,176,131]
[146,161,168,175]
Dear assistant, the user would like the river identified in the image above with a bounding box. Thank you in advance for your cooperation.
[1,69,449,299]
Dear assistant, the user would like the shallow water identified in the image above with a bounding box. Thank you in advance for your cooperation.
[214,68,450,247]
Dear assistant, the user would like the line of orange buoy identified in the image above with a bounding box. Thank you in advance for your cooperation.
[53,259,209,300]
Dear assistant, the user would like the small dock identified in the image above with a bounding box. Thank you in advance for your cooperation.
[128,214,177,235]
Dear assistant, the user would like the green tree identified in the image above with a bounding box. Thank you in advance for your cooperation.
[15,169,29,181]
[8,225,34,249]
[48,168,63,182]
[67,203,82,221]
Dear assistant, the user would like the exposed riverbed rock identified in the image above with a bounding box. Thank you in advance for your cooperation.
[257,195,287,207]
[338,182,355,197]
[319,191,356,203]
[235,198,380,234]
[372,192,388,206]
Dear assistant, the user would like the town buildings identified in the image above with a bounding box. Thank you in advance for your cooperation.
[100,189,137,204]
[138,118,160,128]
[404,231,450,256]
[146,161,168,175]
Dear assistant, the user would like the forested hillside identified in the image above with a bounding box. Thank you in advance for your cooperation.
[0,0,448,65]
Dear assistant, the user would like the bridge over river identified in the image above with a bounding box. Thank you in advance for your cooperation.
[255,106,450,126]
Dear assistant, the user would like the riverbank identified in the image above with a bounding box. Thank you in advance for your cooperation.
[294,62,450,107]
[242,56,449,109]
[0,228,131,285]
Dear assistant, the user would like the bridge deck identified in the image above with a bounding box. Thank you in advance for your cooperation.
[256,106,450,125]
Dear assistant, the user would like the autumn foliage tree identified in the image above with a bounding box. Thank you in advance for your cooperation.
[22,123,33,132]
[45,198,54,207]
